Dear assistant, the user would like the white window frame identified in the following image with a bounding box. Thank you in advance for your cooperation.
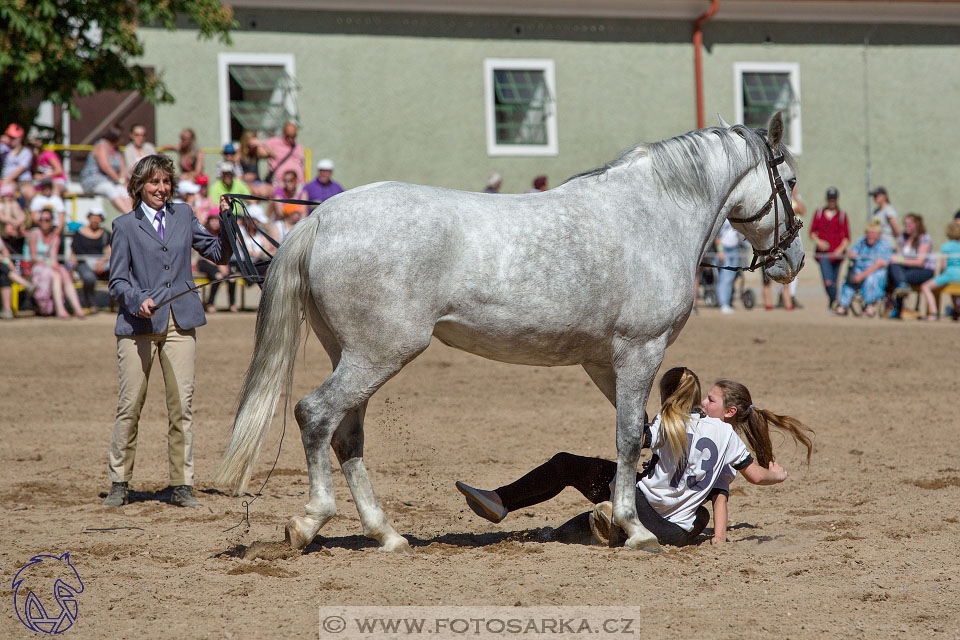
[484,58,558,157]
[218,52,297,145]
[734,62,802,155]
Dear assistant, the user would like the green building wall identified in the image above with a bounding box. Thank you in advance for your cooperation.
[139,11,960,240]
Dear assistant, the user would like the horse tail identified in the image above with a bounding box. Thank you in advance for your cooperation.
[214,213,322,494]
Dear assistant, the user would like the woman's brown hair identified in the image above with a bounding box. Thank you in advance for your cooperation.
[239,130,257,164]
[904,213,926,249]
[127,154,176,209]
[713,379,814,467]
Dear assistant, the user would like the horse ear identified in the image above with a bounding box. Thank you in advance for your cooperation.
[717,114,731,128]
[767,111,785,147]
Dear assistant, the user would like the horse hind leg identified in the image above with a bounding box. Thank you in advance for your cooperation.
[283,300,343,549]
[285,381,343,550]
[331,402,412,555]
[286,352,422,552]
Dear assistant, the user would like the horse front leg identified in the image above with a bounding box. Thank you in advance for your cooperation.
[611,335,667,552]
[331,402,412,555]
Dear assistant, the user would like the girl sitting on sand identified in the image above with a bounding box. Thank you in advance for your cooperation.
[456,367,813,548]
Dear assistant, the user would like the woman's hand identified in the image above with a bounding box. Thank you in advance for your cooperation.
[138,297,156,318]
[816,239,829,252]
[219,195,233,214]
[710,533,726,545]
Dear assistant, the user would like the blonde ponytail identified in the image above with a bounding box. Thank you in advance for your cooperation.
[657,367,702,473]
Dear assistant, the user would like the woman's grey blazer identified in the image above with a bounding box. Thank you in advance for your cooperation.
[108,202,232,336]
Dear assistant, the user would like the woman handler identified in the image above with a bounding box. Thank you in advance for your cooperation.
[103,154,233,507]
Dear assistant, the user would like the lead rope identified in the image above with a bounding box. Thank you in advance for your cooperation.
[152,194,320,310]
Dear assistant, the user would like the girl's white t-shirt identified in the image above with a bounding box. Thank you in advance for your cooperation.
[638,414,752,531]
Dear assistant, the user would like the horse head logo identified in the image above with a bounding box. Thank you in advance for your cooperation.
[12,552,84,634]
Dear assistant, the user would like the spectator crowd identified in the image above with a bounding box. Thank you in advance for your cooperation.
[0,120,345,319]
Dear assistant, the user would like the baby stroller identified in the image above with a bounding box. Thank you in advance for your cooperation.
[698,250,756,310]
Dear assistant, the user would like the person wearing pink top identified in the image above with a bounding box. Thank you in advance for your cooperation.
[262,122,304,187]
[29,139,68,196]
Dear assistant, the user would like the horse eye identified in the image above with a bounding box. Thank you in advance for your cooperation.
[787,178,797,189]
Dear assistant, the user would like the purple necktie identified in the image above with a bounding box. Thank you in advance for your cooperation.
[154,209,165,240]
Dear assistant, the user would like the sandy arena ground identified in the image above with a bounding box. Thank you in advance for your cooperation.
[2,274,959,639]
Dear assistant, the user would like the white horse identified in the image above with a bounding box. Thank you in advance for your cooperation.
[216,113,803,554]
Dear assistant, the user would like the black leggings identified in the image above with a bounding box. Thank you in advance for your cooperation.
[495,452,710,547]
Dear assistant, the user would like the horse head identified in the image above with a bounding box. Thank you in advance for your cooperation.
[725,112,805,284]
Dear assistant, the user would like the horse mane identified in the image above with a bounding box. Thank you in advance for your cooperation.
[564,125,795,204]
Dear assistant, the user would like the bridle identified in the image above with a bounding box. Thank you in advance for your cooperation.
[706,139,803,273]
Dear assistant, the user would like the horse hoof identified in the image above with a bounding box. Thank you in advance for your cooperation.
[377,537,414,555]
[625,533,662,554]
[284,517,319,550]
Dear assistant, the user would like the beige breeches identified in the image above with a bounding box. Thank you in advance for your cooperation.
[108,313,197,485]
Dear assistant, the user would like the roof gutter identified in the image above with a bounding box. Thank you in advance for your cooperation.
[693,0,719,129]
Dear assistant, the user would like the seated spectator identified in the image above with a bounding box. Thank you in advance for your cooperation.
[953,210,960,312]
[263,122,304,187]
[122,123,157,172]
[919,221,960,321]
[214,204,272,310]
[302,158,344,204]
[1,237,34,319]
[2,124,36,203]
[271,203,303,243]
[161,127,204,183]
[29,138,67,196]
[835,221,893,317]
[80,126,133,213]
[221,142,243,176]
[29,178,66,232]
[24,206,84,318]
[175,180,200,210]
[239,205,272,270]
[193,174,213,224]
[484,172,502,194]
[273,169,306,220]
[0,182,27,253]
[209,161,250,212]
[196,213,237,313]
[237,130,274,197]
[528,175,548,193]
[69,206,111,311]
[888,213,935,319]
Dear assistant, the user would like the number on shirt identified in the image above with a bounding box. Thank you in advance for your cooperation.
[669,435,720,491]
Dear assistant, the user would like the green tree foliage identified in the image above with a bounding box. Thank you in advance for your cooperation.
[0,0,235,135]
